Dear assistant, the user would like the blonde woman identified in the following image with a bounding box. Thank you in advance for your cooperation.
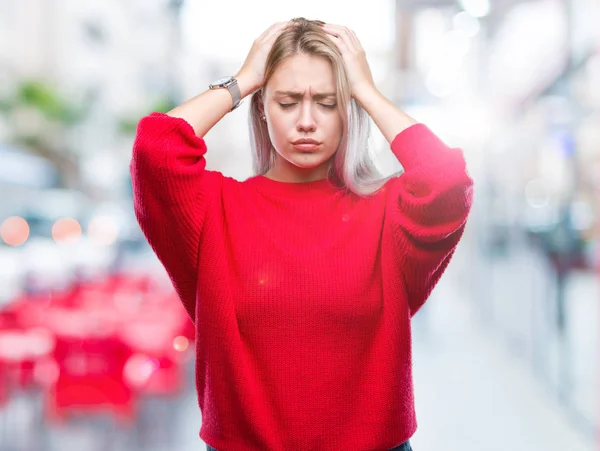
[130,18,473,451]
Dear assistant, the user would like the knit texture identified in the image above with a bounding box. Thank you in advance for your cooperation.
[130,112,473,451]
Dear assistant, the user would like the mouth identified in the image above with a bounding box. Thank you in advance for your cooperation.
[291,139,321,152]
[292,143,320,151]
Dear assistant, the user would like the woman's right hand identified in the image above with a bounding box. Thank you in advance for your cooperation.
[235,21,296,97]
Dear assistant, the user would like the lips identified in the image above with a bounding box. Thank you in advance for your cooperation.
[292,139,320,145]
[293,144,320,151]
[292,139,320,151]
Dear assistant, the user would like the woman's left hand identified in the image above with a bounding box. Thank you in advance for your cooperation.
[320,23,376,99]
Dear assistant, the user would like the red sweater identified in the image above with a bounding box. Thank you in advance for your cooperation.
[130,112,473,451]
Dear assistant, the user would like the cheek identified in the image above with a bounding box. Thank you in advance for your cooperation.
[267,117,287,143]
[267,111,296,138]
[327,117,344,143]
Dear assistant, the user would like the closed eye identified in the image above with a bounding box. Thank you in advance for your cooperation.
[278,103,337,109]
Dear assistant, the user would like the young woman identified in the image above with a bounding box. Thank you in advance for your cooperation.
[130,17,473,451]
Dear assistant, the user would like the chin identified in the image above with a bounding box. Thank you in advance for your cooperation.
[288,156,329,169]
[288,150,333,166]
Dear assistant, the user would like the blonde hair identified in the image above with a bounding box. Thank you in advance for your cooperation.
[248,17,394,196]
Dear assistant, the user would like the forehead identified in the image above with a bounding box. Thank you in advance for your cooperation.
[266,54,335,94]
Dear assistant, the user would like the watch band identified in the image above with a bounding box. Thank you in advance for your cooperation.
[209,76,241,111]
[227,78,241,111]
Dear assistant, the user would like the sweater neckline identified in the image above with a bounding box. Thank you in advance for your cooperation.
[250,175,342,199]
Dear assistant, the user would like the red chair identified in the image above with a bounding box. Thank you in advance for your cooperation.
[44,316,135,425]
[0,326,55,389]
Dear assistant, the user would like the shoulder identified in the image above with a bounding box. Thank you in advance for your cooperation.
[357,174,403,203]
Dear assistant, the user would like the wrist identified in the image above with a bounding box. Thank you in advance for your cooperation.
[352,83,380,107]
[235,72,260,99]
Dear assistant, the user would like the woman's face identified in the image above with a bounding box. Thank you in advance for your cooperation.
[262,53,343,181]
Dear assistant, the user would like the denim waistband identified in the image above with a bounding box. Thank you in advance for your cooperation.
[390,439,412,451]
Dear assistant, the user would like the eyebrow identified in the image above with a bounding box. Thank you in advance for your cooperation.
[274,90,337,100]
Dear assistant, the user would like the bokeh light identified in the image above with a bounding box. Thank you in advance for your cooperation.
[1,216,30,246]
[87,215,119,246]
[173,336,189,352]
[51,218,82,244]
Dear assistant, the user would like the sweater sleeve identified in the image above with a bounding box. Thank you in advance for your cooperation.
[129,112,222,321]
[385,123,474,317]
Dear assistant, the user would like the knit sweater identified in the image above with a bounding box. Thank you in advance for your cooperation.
[130,112,473,451]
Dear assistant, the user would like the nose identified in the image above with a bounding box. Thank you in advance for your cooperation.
[296,102,316,132]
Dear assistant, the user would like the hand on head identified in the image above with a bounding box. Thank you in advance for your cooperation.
[236,21,299,93]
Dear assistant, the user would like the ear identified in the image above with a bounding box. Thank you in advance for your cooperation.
[256,88,266,115]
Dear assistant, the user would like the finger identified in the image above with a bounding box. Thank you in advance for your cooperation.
[321,25,355,54]
[321,23,359,42]
[320,23,342,36]
[326,33,351,56]
[320,23,350,34]
[320,24,345,42]
[259,22,292,42]
[321,24,355,44]
[263,22,289,40]
[265,22,299,45]
[257,22,282,40]
[347,29,364,51]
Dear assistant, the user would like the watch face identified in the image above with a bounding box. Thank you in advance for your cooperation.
[212,76,233,86]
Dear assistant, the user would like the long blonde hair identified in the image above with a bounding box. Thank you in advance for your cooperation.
[248,17,394,196]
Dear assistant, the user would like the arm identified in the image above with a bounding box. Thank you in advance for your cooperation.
[384,122,474,316]
[130,22,293,319]
[130,75,256,321]
[165,73,257,138]
[353,88,473,316]
[353,84,418,145]
[130,113,219,321]
[167,21,298,137]
[318,23,473,315]
[131,73,254,319]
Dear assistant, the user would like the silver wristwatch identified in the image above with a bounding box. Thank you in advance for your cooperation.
[209,76,241,111]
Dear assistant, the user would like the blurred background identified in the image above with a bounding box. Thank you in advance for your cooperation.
[0,0,599,450]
